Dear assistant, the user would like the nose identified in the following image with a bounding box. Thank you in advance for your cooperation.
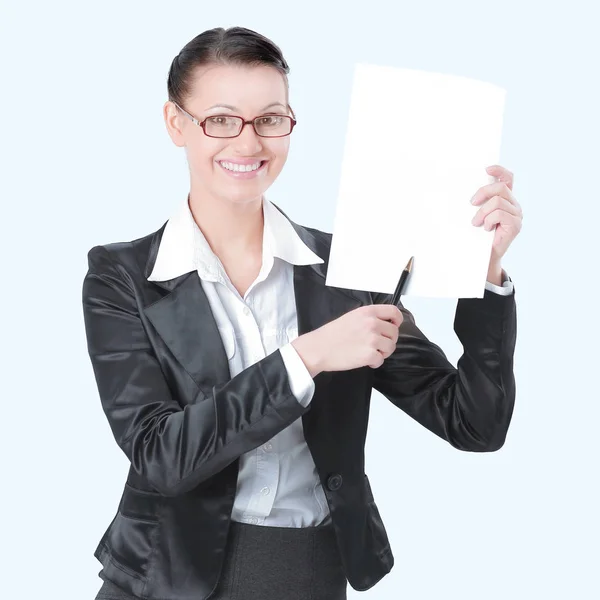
[232,121,263,154]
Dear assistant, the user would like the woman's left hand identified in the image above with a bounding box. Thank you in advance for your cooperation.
[471,165,523,272]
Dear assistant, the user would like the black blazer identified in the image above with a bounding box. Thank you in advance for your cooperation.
[82,203,517,600]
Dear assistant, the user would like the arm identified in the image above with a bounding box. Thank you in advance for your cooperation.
[279,343,316,406]
[485,268,514,295]
[370,287,517,451]
[82,246,311,496]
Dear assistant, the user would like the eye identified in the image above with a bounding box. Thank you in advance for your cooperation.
[257,115,283,126]
[207,116,237,127]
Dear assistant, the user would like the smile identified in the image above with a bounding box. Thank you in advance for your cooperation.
[217,160,268,179]
[219,160,264,172]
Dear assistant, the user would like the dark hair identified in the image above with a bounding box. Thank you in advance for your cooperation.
[167,27,291,110]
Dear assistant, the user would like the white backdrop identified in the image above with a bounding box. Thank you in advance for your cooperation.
[1,1,598,598]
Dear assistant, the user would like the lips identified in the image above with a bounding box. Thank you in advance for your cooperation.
[216,159,269,178]
[219,160,266,172]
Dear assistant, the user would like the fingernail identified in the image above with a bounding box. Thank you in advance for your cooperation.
[471,196,477,204]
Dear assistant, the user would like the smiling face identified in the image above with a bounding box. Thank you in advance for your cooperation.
[164,63,292,208]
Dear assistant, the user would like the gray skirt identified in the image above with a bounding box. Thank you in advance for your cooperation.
[95,519,347,600]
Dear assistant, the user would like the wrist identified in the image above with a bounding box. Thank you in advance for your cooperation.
[291,333,323,378]
[487,262,503,286]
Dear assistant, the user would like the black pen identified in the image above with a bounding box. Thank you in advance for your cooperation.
[390,256,414,307]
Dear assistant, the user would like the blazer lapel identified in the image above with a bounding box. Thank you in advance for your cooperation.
[144,270,231,392]
[141,217,364,402]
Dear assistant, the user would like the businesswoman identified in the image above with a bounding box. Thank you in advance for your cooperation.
[82,26,522,600]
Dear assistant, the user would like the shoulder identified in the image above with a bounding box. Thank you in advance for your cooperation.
[301,223,333,252]
[85,221,167,281]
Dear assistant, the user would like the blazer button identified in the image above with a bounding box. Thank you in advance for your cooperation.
[327,474,343,491]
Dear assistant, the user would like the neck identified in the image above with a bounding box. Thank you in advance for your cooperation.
[187,189,264,259]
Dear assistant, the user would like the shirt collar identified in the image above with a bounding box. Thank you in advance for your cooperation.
[147,194,324,283]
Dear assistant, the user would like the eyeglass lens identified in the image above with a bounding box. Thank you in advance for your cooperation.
[205,115,292,137]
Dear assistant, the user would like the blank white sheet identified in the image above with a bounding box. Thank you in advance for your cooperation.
[325,63,506,298]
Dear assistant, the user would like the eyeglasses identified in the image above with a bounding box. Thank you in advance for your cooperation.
[172,101,297,138]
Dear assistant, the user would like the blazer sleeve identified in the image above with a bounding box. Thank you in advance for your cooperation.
[82,245,310,496]
[370,288,517,451]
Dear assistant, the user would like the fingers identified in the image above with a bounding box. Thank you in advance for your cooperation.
[482,210,523,235]
[370,303,403,327]
[381,319,400,341]
[472,195,523,228]
[472,182,519,208]
[486,165,514,191]
[367,338,395,368]
[367,353,385,369]
[348,305,401,369]
[377,334,397,357]
[370,307,400,362]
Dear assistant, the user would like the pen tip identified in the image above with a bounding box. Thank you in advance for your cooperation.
[406,256,414,272]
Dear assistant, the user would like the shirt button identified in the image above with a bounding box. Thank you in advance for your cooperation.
[326,474,343,491]
[243,306,251,316]
[260,487,270,496]
[263,443,273,452]
[250,517,259,524]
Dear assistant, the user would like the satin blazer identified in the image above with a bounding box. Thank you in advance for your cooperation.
[82,203,517,600]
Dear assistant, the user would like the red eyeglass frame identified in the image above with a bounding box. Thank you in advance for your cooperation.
[172,101,297,138]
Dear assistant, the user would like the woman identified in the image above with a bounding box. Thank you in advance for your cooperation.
[83,26,521,600]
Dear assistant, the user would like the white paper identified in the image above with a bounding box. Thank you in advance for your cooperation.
[325,63,506,298]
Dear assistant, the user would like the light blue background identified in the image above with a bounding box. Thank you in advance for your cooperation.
[2,1,598,598]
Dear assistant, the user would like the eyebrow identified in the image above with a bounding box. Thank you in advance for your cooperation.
[205,102,287,112]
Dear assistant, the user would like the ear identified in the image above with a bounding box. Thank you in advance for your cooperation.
[163,101,186,148]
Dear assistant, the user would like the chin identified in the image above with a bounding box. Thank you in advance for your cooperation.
[218,184,271,205]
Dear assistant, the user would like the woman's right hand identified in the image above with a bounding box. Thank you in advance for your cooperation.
[291,304,403,377]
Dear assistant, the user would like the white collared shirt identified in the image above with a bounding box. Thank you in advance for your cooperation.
[148,195,331,527]
[148,194,514,528]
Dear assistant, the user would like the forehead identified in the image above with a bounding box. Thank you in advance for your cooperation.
[187,63,288,111]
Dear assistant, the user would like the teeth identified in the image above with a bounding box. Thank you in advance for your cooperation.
[220,161,262,172]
